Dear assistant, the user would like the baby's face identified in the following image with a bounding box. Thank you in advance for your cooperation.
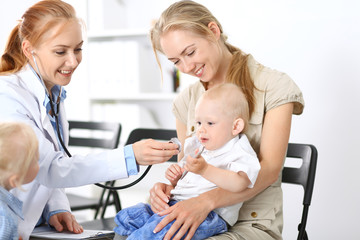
[195,98,235,150]
[23,150,40,184]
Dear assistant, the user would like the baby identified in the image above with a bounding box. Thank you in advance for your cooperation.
[114,83,260,239]
[0,122,39,240]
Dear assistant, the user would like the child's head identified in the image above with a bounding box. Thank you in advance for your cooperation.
[0,122,39,190]
[195,83,249,150]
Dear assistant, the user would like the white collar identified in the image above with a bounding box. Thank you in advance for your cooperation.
[202,135,240,159]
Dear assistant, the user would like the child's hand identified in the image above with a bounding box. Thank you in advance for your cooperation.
[184,154,208,175]
[165,164,184,186]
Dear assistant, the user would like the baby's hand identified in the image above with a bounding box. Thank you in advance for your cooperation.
[184,154,207,175]
[165,164,184,186]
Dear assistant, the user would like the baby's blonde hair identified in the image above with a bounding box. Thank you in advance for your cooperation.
[0,122,39,188]
[200,83,250,131]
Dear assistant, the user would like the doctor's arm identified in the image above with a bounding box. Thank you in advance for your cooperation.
[35,129,179,188]
[1,90,179,187]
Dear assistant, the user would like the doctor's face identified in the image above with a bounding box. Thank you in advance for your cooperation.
[31,20,83,93]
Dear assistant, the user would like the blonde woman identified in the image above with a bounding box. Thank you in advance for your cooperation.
[148,1,304,239]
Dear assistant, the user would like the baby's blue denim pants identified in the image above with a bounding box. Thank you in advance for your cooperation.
[114,200,227,240]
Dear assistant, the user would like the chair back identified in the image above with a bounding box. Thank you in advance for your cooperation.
[67,120,122,219]
[68,120,121,149]
[282,143,318,240]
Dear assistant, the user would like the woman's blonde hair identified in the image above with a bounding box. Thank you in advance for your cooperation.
[0,122,39,188]
[150,0,257,116]
[0,0,79,75]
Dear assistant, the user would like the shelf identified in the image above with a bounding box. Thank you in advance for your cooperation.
[87,29,149,41]
[90,93,177,103]
[84,0,177,130]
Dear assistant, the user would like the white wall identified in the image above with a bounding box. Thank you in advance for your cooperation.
[1,1,360,239]
[205,1,360,239]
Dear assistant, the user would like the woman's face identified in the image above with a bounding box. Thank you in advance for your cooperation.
[160,29,225,85]
[31,20,83,92]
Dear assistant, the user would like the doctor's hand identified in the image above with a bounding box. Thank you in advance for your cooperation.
[49,212,83,234]
[132,139,179,165]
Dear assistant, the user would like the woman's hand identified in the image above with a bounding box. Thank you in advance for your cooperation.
[154,195,212,240]
[149,182,174,213]
[49,212,83,233]
[132,139,179,165]
[149,181,213,240]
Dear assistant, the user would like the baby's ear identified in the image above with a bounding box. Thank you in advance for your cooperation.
[232,118,245,135]
[8,174,20,189]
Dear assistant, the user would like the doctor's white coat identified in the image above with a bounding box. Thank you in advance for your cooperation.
[0,65,129,239]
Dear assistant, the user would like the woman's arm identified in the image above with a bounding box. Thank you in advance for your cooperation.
[153,103,294,240]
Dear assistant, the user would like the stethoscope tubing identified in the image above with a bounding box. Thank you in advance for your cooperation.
[31,53,151,190]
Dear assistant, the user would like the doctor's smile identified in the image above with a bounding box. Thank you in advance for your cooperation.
[58,69,74,77]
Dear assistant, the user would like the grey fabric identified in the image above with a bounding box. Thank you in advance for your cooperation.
[113,233,127,240]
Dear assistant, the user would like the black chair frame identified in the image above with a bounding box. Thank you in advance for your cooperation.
[67,120,122,219]
[282,143,318,240]
[89,128,178,219]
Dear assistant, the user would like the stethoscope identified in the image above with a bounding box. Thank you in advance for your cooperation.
[31,51,151,190]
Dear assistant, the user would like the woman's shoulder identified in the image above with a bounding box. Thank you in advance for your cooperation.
[247,54,294,89]
[247,54,304,114]
[0,72,17,83]
[0,72,21,94]
[0,66,31,85]
[0,67,43,111]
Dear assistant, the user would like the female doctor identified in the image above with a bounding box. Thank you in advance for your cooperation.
[0,1,179,239]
